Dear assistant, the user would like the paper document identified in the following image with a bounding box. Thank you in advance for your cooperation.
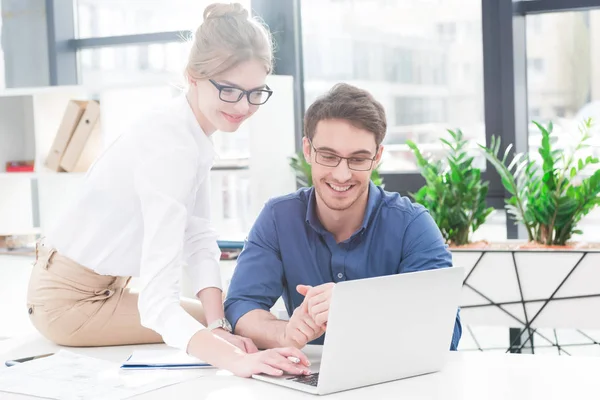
[121,348,212,369]
[0,350,201,400]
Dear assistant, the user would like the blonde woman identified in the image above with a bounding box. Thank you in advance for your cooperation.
[26,3,311,378]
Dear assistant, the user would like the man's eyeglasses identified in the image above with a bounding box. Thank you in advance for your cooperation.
[209,79,273,105]
[309,140,377,171]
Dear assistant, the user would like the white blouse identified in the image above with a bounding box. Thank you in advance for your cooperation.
[46,94,222,351]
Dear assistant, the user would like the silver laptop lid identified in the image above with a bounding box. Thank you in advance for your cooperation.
[317,266,464,395]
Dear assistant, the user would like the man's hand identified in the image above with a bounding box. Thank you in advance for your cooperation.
[280,297,325,348]
[297,283,335,329]
[212,328,259,353]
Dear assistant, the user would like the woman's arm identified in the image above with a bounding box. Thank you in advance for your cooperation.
[183,170,226,324]
[134,145,205,349]
[198,287,225,323]
[132,142,310,377]
[182,170,258,352]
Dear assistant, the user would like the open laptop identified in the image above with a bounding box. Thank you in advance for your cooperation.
[252,266,464,395]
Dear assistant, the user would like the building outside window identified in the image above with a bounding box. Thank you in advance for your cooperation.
[301,0,485,173]
[526,9,600,241]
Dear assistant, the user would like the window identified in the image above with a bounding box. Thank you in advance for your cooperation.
[437,22,457,42]
[301,0,485,173]
[526,10,600,154]
[75,0,250,38]
[528,57,545,76]
[0,2,4,89]
[394,97,447,125]
[78,42,191,88]
[529,14,543,35]
[384,47,414,84]
[353,42,372,80]
[526,10,600,238]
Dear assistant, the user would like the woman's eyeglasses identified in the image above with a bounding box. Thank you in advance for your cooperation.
[209,79,273,105]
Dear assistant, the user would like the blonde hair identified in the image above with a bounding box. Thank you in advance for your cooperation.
[186,2,274,80]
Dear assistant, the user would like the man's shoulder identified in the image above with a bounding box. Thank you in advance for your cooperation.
[378,187,427,220]
[262,187,312,218]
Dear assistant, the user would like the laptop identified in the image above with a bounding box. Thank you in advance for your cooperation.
[252,266,464,395]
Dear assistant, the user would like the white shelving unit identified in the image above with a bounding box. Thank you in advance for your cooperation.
[0,86,90,238]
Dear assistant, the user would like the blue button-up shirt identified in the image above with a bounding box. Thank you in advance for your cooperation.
[224,182,462,350]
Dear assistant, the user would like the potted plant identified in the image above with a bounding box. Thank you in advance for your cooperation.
[289,151,384,187]
[406,129,494,247]
[480,119,600,248]
[451,119,600,350]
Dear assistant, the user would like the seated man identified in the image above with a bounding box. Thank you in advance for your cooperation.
[224,83,461,350]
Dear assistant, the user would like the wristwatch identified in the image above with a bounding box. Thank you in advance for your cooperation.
[207,318,232,333]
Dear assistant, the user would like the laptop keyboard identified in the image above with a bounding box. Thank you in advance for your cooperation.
[287,372,319,387]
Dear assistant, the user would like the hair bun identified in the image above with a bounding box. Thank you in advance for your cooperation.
[203,2,249,21]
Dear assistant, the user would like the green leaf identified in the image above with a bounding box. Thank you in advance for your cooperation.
[570,167,577,179]
[439,138,453,149]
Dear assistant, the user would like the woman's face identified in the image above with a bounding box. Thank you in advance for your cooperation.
[191,59,270,134]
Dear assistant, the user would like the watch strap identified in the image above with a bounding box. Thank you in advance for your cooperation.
[207,318,232,332]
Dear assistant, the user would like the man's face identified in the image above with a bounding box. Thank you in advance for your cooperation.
[303,119,383,212]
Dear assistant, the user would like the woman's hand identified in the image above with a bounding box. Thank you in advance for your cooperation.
[229,347,312,378]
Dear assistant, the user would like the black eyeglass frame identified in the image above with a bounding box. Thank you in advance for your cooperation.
[209,79,273,105]
[308,139,379,171]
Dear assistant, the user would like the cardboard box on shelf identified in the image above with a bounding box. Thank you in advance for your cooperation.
[45,100,88,172]
[59,100,102,173]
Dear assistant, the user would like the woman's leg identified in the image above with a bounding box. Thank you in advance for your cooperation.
[58,287,207,347]
[27,241,206,347]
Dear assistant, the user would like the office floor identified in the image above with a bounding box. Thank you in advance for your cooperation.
[1,255,599,357]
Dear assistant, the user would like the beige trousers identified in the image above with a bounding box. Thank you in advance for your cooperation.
[26,240,206,347]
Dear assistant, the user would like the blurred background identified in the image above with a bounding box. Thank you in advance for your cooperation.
[1,0,599,240]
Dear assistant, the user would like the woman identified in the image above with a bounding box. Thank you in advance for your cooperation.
[26,2,311,378]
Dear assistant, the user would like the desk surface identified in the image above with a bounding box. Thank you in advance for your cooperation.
[1,335,600,400]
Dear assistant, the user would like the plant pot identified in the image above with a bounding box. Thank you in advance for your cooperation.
[451,241,600,332]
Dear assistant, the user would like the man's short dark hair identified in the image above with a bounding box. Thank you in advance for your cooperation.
[304,83,387,146]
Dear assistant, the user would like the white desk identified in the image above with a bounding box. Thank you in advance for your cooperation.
[2,334,600,400]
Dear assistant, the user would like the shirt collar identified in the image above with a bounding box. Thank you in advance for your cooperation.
[178,94,217,161]
[360,181,382,231]
[305,187,327,235]
[305,181,382,236]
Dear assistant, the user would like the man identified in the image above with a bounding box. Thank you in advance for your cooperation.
[224,83,461,351]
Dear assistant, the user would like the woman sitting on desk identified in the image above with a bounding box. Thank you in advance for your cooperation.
[26,2,311,378]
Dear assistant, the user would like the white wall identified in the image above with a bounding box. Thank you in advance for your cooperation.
[248,75,297,223]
